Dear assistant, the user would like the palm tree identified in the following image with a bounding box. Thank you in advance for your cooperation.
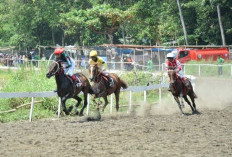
[176,0,188,45]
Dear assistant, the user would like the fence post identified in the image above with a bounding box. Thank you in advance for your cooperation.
[29,97,34,122]
[198,65,201,76]
[159,79,162,105]
[144,90,147,102]
[161,63,164,72]
[110,94,113,114]
[86,94,90,115]
[231,65,232,77]
[58,98,61,118]
[192,77,196,91]
[129,91,132,111]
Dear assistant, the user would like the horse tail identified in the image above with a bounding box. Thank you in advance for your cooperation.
[193,91,197,98]
[189,81,197,98]
[120,79,128,89]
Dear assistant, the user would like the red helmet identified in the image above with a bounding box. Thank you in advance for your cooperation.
[54,47,64,55]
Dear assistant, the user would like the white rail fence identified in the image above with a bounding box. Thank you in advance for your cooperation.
[1,59,232,77]
[0,77,196,122]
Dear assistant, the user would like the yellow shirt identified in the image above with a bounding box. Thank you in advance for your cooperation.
[89,56,106,70]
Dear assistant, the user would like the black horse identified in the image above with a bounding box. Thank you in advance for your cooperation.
[46,61,93,116]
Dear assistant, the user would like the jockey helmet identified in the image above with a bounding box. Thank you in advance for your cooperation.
[167,53,174,59]
[90,50,98,57]
[54,47,64,55]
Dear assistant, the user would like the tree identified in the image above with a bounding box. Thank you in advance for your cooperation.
[177,0,188,45]
[61,4,132,44]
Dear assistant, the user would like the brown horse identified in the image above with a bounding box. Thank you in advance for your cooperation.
[89,64,128,112]
[46,61,94,116]
[168,70,197,115]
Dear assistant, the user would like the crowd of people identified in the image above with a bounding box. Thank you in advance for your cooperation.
[0,51,45,67]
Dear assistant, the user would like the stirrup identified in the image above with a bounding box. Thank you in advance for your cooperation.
[109,82,114,87]
[76,83,82,87]
[109,78,114,86]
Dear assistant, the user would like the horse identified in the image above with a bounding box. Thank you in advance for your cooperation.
[168,69,197,115]
[89,64,128,112]
[46,60,93,116]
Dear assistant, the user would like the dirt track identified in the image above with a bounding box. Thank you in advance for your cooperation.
[0,77,232,157]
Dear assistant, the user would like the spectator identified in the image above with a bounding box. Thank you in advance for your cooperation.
[217,55,224,75]
[123,56,127,70]
[126,56,133,71]
[147,59,153,71]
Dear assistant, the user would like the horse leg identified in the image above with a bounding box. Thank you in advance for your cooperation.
[174,96,184,115]
[91,95,99,111]
[79,91,88,116]
[61,96,70,115]
[189,92,197,113]
[114,89,120,112]
[102,96,109,112]
[73,95,82,116]
[183,95,195,114]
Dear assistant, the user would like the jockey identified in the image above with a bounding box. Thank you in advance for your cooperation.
[166,53,189,91]
[54,47,81,87]
[89,50,114,87]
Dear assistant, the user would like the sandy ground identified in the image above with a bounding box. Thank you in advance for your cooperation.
[0,77,232,157]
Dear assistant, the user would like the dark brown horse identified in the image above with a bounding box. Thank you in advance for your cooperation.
[168,70,197,115]
[89,64,128,112]
[46,61,93,116]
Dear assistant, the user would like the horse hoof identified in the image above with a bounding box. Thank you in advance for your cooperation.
[79,113,84,117]
[68,106,73,112]
[75,111,79,115]
[64,111,70,115]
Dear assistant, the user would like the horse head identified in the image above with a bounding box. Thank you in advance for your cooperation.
[168,69,178,91]
[89,64,100,82]
[46,61,62,78]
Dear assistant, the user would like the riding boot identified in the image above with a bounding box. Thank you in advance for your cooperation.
[185,79,189,87]
[182,78,189,88]
[106,75,114,87]
[72,75,82,87]
[102,72,114,87]
[104,74,114,87]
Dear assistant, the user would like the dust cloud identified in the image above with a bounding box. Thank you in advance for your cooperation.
[130,77,232,116]
[195,77,232,110]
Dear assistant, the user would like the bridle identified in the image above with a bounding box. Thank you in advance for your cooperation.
[90,65,101,82]
[49,61,61,76]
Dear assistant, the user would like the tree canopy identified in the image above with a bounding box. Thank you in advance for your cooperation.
[0,0,232,49]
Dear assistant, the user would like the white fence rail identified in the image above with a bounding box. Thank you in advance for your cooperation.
[0,77,196,122]
[2,59,232,77]
[162,63,232,77]
[0,83,172,122]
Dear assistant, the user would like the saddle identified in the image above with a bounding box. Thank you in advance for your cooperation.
[176,76,190,95]
[100,74,113,88]
[66,74,82,88]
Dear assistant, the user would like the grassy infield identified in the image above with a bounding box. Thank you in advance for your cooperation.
[0,61,231,123]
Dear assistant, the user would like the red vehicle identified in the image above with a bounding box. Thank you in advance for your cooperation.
[174,47,230,63]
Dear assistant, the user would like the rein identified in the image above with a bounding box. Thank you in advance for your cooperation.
[51,62,63,76]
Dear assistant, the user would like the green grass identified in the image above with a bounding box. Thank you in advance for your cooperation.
[184,60,232,78]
